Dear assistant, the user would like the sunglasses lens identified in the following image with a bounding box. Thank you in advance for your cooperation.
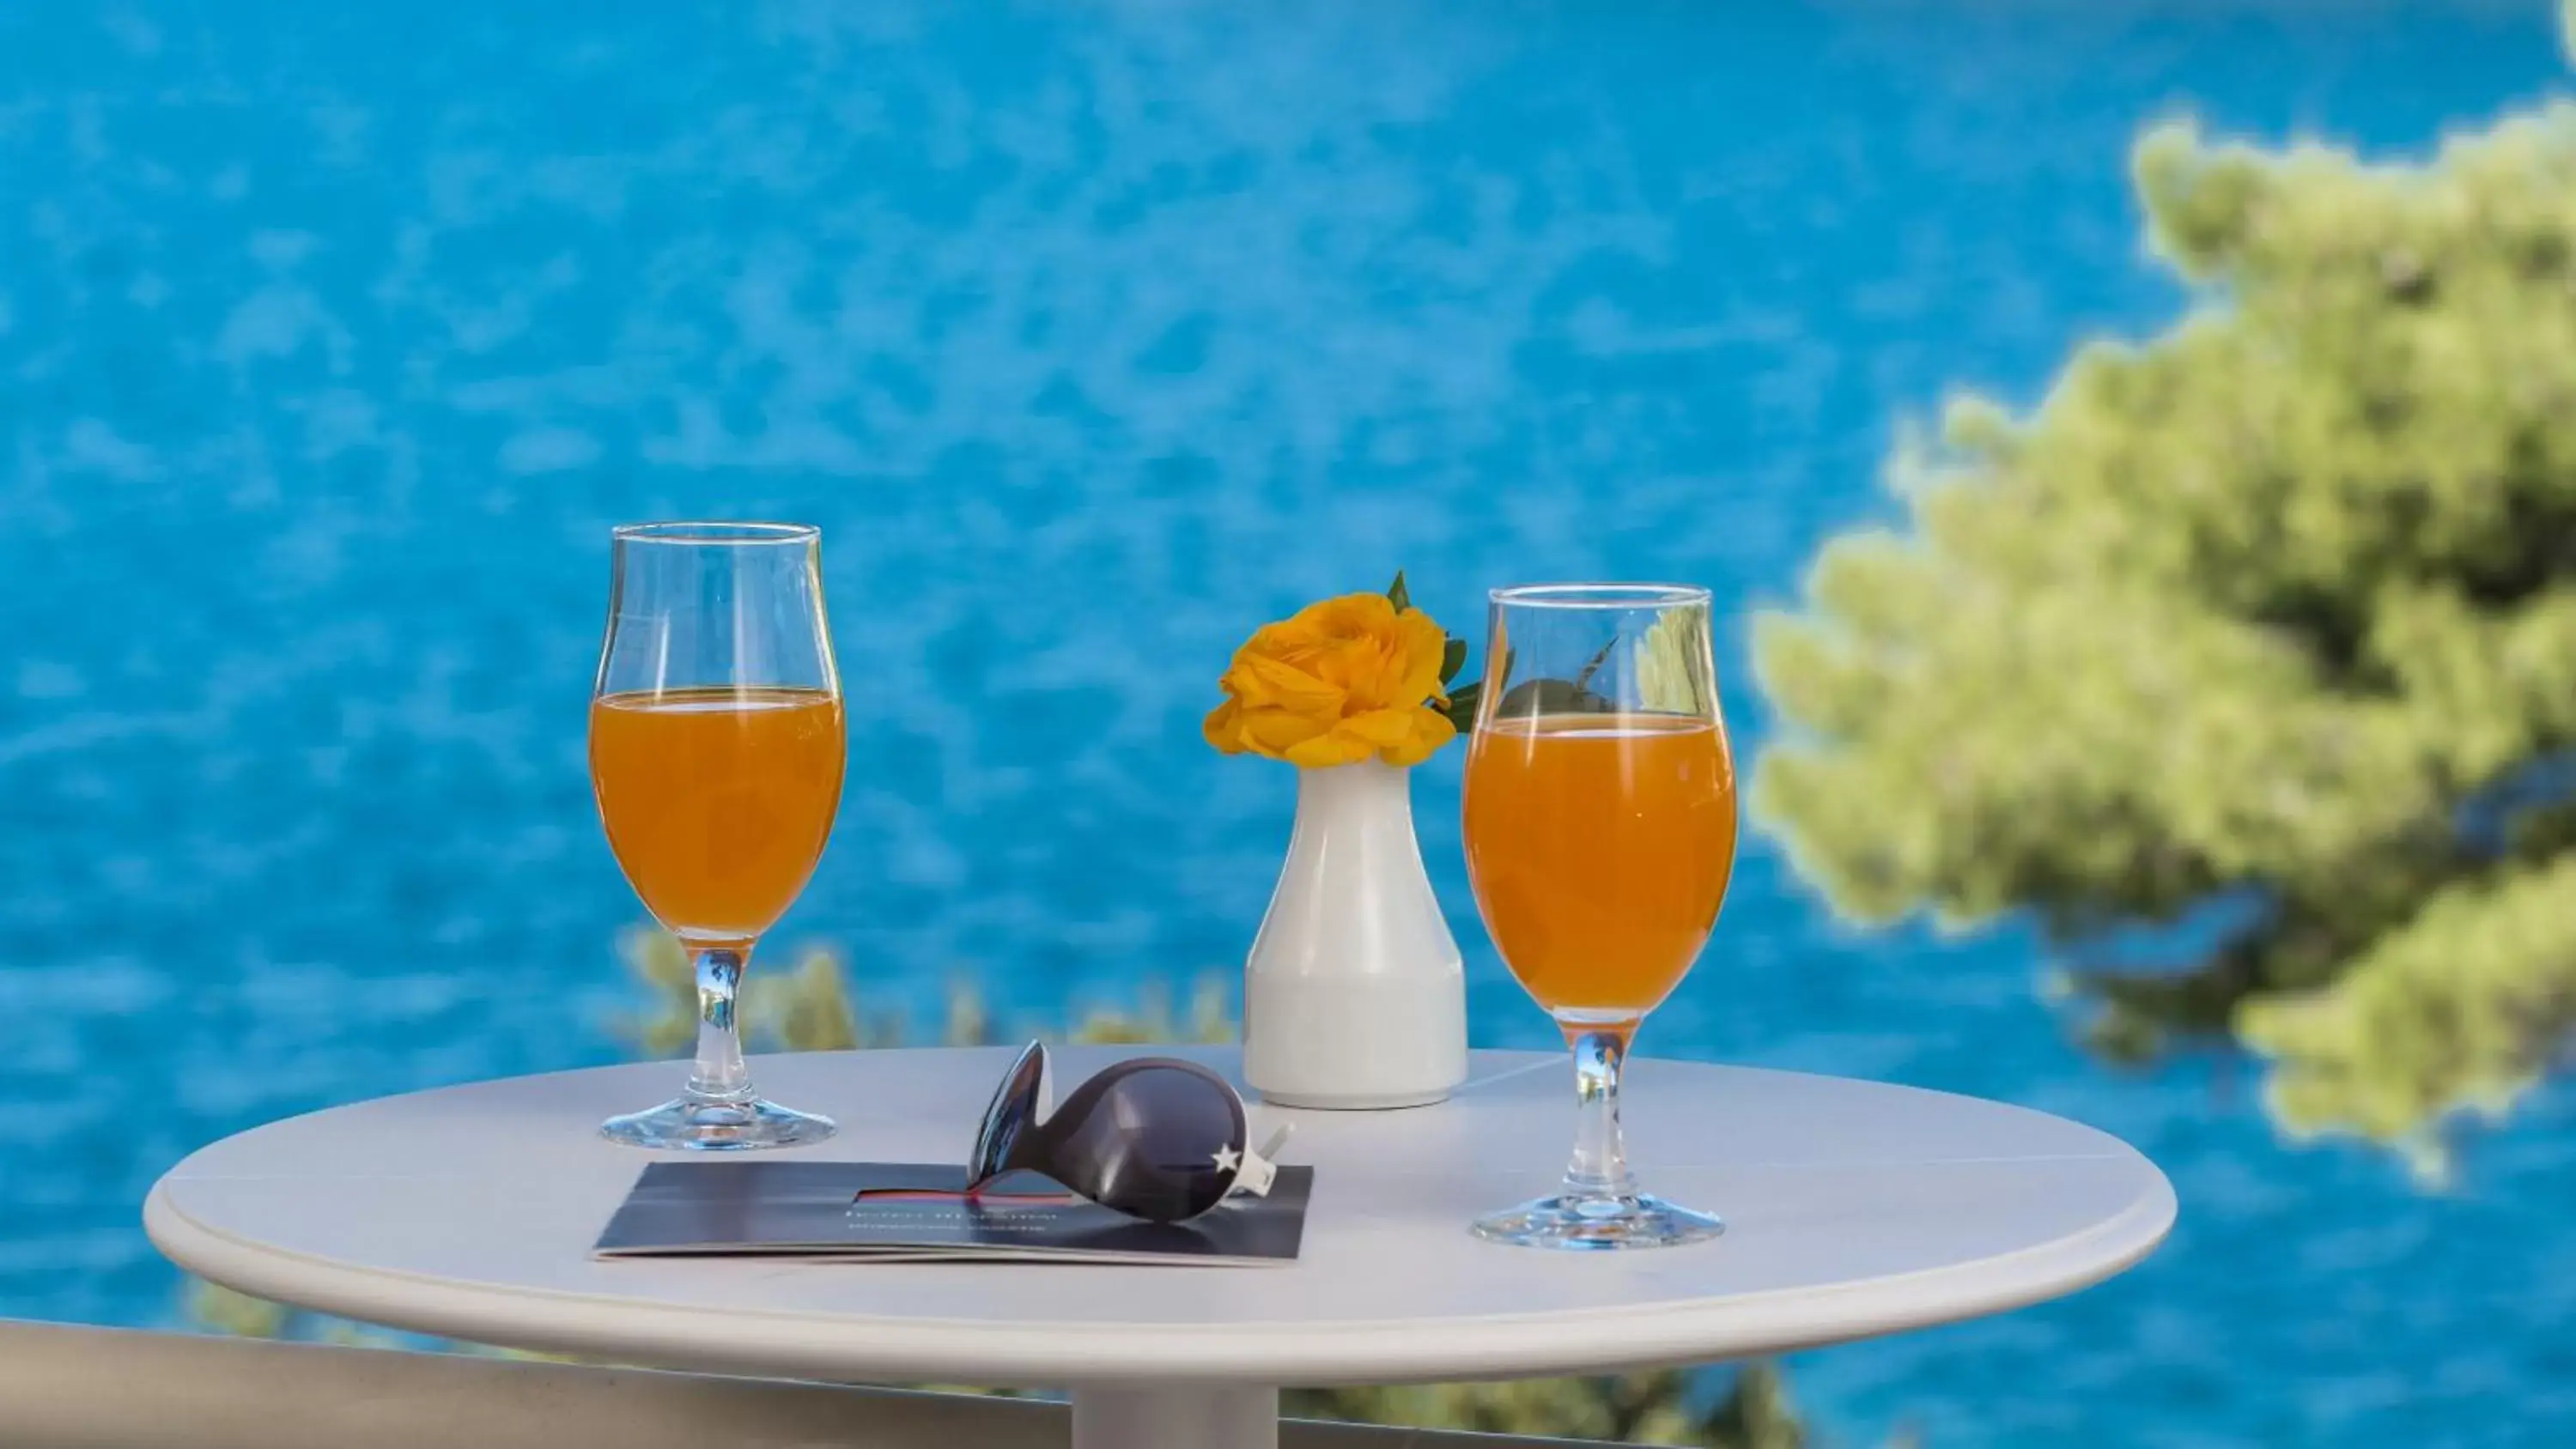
[1042,1063,1243,1223]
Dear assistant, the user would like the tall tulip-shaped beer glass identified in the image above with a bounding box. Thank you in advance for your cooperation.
[590,523,844,1150]
[1461,584,1735,1248]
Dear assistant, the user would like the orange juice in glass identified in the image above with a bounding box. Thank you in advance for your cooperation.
[1461,584,1735,1250]
[1465,712,1737,1016]
[590,524,844,1152]
[590,686,845,949]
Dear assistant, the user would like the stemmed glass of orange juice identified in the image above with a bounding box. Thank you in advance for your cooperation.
[1461,584,1736,1248]
[590,523,845,1150]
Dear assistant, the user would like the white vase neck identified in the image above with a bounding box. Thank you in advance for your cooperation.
[1294,758,1414,813]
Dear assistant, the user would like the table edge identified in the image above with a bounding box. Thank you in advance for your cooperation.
[146,1155,2177,1387]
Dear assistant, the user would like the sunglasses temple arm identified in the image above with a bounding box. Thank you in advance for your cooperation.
[1230,1121,1296,1199]
[1257,1121,1294,1163]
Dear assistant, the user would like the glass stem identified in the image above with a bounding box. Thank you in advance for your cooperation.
[1562,1025,1639,1202]
[686,946,754,1103]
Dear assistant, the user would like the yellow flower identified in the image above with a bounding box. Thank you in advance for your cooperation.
[1204,591,1459,768]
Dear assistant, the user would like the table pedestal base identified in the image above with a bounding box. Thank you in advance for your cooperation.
[1072,1385,1277,1449]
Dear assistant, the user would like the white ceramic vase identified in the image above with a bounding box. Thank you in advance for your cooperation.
[1242,758,1468,1110]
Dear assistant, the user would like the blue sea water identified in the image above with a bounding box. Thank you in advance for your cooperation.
[4,2,2573,1443]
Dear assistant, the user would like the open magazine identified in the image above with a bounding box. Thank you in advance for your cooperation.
[594,1161,1312,1266]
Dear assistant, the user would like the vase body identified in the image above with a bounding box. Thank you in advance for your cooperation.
[1242,760,1468,1109]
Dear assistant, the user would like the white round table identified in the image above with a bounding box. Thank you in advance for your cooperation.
[148,1046,2173,1448]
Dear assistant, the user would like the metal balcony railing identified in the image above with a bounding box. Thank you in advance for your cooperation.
[0,1320,1610,1448]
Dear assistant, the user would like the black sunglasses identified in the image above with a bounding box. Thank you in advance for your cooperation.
[967,1043,1291,1224]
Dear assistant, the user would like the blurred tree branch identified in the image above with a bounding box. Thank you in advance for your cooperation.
[1753,20,2576,1177]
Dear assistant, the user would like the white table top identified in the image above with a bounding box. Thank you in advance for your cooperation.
[147,1046,2173,1387]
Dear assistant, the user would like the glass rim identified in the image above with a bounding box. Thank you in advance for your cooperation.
[1489,582,1711,609]
[611,521,819,546]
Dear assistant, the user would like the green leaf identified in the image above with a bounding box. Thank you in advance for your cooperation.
[1439,682,1482,729]
[1387,570,1413,614]
[1439,637,1468,685]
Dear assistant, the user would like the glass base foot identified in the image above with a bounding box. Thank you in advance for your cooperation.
[1472,1191,1724,1251]
[600,1094,835,1151]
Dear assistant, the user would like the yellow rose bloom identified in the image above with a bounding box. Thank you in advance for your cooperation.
[1204,591,1459,768]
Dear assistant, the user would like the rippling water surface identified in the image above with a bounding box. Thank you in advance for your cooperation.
[3,3,2571,1443]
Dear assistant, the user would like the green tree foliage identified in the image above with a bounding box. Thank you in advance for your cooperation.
[1289,1365,1812,1449]
[1753,24,2576,1175]
[610,925,1236,1054]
